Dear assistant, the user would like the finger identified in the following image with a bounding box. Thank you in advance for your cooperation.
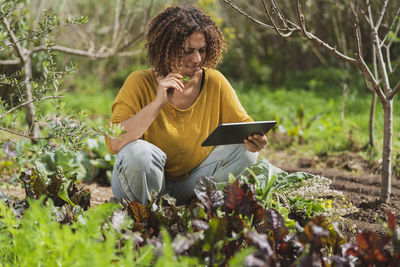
[165,78,184,91]
[174,78,185,89]
[170,80,184,92]
[248,135,264,149]
[244,139,258,152]
[253,134,268,145]
[166,73,183,80]
[162,80,183,93]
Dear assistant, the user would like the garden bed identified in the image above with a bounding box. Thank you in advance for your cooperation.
[268,149,400,236]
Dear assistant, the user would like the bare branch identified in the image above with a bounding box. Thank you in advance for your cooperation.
[113,50,142,57]
[354,22,364,61]
[112,0,121,45]
[385,18,400,73]
[375,0,389,30]
[362,71,375,94]
[269,0,289,28]
[367,0,375,29]
[0,126,49,140]
[348,0,359,20]
[358,0,374,29]
[381,6,400,45]
[2,17,26,61]
[0,59,21,65]
[310,45,328,66]
[223,0,275,31]
[354,23,386,102]
[261,0,295,37]
[30,45,140,59]
[372,29,391,97]
[294,0,357,65]
[114,34,143,54]
[388,80,400,100]
[0,95,64,120]
[296,0,310,38]
[0,21,72,52]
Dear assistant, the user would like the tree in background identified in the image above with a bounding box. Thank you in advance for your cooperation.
[0,0,161,140]
[0,0,82,141]
[224,0,400,203]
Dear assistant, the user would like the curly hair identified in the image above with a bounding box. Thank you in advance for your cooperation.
[145,5,226,77]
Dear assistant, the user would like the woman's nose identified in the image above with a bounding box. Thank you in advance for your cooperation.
[192,51,201,63]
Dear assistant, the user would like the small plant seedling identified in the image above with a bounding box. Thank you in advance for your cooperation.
[181,75,191,84]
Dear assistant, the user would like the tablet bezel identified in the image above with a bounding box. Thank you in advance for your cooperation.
[201,120,277,146]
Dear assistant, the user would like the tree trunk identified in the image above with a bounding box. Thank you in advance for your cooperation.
[380,99,393,203]
[23,57,40,141]
[369,91,376,147]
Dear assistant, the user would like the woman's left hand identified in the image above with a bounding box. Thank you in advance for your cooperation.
[244,134,268,152]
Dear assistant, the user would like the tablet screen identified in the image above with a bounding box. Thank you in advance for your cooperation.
[201,121,277,146]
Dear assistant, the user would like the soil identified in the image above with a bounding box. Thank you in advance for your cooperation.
[1,148,399,238]
[266,148,400,237]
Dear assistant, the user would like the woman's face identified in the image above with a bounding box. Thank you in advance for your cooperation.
[180,32,206,77]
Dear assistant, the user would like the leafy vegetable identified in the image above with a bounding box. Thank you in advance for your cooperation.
[181,75,191,83]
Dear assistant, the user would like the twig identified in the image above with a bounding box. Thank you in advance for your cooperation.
[385,20,400,73]
[388,80,400,100]
[362,0,374,29]
[0,22,71,51]
[112,0,121,45]
[348,0,358,20]
[296,0,311,39]
[114,34,143,54]
[223,0,275,31]
[30,45,141,58]
[370,20,392,97]
[0,95,64,119]
[0,126,49,140]
[0,59,21,65]
[294,0,357,65]
[261,0,294,37]
[381,6,400,45]
[354,23,386,102]
[310,45,328,66]
[269,0,288,28]
[0,130,42,153]
[2,17,26,61]
[375,0,389,30]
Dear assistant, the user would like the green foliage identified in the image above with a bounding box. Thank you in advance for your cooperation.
[1,159,399,266]
[154,228,200,266]
[0,198,153,266]
[27,136,114,183]
[235,76,400,155]
[20,163,91,211]
[0,0,113,153]
[246,159,357,225]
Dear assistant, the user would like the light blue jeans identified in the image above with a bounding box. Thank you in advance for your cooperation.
[111,140,258,205]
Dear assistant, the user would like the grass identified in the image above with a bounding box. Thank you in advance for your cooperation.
[234,81,400,158]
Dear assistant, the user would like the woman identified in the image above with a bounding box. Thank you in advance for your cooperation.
[106,5,267,205]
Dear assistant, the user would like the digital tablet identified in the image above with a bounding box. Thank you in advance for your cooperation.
[201,121,277,146]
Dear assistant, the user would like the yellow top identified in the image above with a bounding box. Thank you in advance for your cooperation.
[105,68,252,180]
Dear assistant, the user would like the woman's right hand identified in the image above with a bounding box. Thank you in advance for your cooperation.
[154,73,184,106]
